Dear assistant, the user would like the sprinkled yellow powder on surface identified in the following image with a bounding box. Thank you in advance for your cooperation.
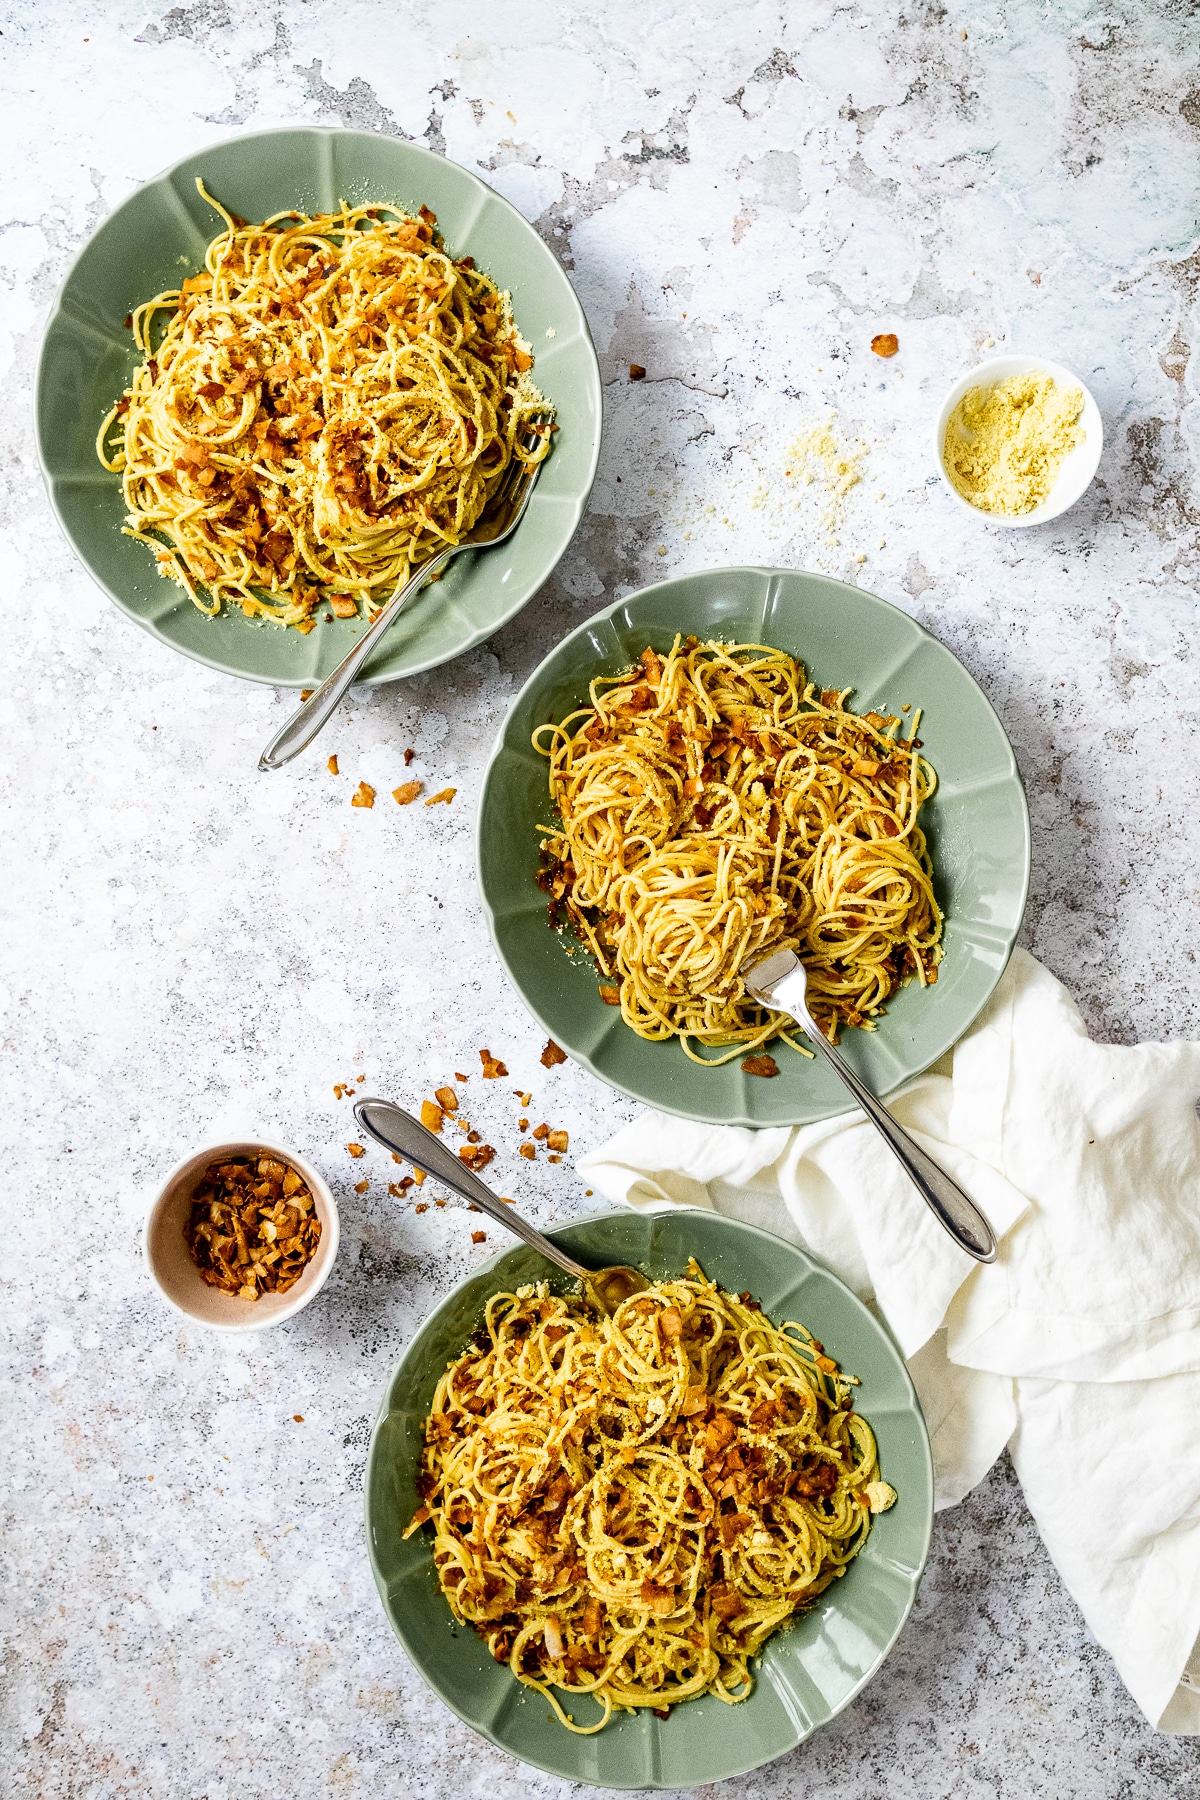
[942,372,1084,516]
[786,415,870,536]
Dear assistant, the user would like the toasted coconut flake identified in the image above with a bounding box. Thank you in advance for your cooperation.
[185,1155,321,1299]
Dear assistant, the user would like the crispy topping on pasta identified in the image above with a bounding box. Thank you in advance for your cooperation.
[405,1263,893,1732]
[533,635,942,1063]
[97,181,551,629]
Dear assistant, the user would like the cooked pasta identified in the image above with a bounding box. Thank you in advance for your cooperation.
[533,635,942,1064]
[404,1263,895,1732]
[96,180,551,629]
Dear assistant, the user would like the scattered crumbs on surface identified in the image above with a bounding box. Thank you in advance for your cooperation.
[870,333,899,358]
[629,363,646,380]
[292,1415,304,1423]
[327,754,338,775]
[393,780,422,805]
[788,415,867,502]
[545,326,557,338]
[347,1143,364,1158]
[425,787,456,806]
[354,1179,368,1194]
[351,781,375,808]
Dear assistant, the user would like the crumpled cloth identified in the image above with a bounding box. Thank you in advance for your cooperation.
[577,950,1200,1731]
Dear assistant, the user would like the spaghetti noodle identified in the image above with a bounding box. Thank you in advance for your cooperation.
[96,180,551,628]
[404,1263,895,1732]
[533,636,942,1063]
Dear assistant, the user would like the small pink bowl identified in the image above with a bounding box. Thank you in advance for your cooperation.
[144,1139,340,1332]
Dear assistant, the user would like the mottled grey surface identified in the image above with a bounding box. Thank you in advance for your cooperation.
[4,0,1200,1795]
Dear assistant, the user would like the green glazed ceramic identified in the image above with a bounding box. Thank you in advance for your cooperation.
[477,566,1030,1127]
[36,128,601,688]
[365,1208,933,1789]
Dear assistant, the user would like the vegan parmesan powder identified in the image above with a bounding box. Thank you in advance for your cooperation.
[942,371,1084,515]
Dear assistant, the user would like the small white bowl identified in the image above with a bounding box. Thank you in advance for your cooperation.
[144,1139,339,1332]
[934,353,1103,527]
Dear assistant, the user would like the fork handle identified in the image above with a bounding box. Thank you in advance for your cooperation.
[258,547,455,771]
[769,970,997,1263]
[352,1097,591,1281]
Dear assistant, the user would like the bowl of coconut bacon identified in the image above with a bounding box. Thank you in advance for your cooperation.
[935,353,1103,527]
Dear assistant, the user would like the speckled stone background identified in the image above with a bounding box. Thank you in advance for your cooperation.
[4,1,1200,1794]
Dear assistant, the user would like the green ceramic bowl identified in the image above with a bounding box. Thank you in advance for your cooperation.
[35,127,601,688]
[365,1208,932,1789]
[478,566,1030,1127]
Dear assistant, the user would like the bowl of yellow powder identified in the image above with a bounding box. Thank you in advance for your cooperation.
[935,354,1103,526]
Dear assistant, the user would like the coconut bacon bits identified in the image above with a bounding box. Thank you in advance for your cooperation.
[185,1156,322,1301]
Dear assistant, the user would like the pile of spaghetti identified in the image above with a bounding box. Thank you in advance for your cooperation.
[404,1264,895,1733]
[533,636,942,1063]
[96,180,551,628]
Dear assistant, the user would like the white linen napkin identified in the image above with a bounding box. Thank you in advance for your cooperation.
[577,950,1200,1732]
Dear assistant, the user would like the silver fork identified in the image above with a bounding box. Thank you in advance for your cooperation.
[743,948,997,1263]
[259,416,552,771]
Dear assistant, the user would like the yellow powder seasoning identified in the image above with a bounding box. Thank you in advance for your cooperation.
[942,372,1084,515]
[786,414,870,541]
